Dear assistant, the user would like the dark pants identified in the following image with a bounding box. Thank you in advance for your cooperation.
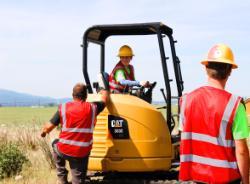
[52,139,89,184]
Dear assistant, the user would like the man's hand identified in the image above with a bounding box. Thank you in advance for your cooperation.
[41,122,56,138]
[98,89,110,105]
[41,131,47,138]
[140,81,150,87]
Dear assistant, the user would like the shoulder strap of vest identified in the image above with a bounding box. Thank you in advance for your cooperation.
[60,103,67,128]
[180,94,188,128]
[220,94,240,135]
[90,103,97,129]
[110,61,124,77]
[128,64,135,80]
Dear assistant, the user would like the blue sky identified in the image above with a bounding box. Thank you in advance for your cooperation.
[0,1,249,101]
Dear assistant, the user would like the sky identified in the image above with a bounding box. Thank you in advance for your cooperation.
[0,0,249,101]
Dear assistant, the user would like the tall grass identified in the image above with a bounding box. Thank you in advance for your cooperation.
[38,137,56,169]
[16,126,40,150]
[0,129,8,146]
[0,126,58,183]
[0,107,58,183]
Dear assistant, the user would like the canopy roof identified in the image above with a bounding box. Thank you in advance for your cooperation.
[84,22,173,43]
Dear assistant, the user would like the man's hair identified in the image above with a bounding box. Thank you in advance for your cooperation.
[72,83,87,100]
[206,62,232,80]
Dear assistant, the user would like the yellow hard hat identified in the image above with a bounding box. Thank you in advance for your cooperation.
[117,45,134,57]
[201,44,238,69]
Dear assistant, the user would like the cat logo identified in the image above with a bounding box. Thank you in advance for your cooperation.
[108,115,129,139]
[111,119,123,128]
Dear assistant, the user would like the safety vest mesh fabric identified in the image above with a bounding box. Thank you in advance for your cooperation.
[179,86,241,183]
[109,61,135,93]
[57,101,96,157]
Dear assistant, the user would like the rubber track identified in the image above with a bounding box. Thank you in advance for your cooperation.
[86,170,179,184]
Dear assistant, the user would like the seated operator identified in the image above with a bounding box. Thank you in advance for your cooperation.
[109,45,150,93]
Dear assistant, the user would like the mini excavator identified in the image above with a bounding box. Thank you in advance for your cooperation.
[82,22,184,183]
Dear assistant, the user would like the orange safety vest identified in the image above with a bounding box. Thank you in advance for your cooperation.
[179,86,241,183]
[57,101,96,157]
[109,61,135,93]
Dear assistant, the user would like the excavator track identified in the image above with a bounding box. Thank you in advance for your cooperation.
[86,163,179,184]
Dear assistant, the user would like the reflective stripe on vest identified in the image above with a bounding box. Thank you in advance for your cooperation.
[59,138,93,147]
[180,154,238,169]
[180,95,187,127]
[90,103,96,130]
[109,81,126,93]
[181,94,239,168]
[59,103,96,147]
[181,94,238,148]
[110,89,122,94]
[61,103,66,128]
[181,132,234,147]
[109,81,125,90]
[220,95,239,139]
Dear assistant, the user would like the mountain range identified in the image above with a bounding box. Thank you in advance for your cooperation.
[0,89,71,107]
[0,89,174,107]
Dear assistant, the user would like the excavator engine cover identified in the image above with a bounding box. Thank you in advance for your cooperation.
[87,94,173,172]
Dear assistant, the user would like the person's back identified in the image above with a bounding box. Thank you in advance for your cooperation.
[57,100,95,158]
[41,83,109,184]
[179,44,249,184]
[180,86,242,183]
[183,86,239,134]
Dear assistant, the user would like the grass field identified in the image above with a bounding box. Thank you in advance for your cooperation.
[0,107,57,127]
[0,107,58,184]
[0,106,249,183]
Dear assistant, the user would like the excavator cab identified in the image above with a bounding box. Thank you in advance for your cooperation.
[82,22,184,175]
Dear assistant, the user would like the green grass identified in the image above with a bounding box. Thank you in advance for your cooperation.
[0,107,58,183]
[0,107,57,127]
[0,106,249,183]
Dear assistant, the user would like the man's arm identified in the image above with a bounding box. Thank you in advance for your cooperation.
[91,89,110,116]
[115,70,140,86]
[41,110,60,137]
[98,89,110,106]
[233,103,250,184]
[41,122,56,137]
[235,139,249,184]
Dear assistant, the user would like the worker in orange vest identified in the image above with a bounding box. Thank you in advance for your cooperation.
[41,83,109,184]
[179,44,249,183]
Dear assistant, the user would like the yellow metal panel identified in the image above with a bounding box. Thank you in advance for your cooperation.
[87,94,173,171]
[88,157,171,172]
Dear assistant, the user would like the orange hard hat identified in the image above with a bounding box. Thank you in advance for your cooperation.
[201,44,238,69]
[117,45,134,57]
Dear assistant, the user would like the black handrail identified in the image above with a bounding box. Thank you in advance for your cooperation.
[156,30,172,132]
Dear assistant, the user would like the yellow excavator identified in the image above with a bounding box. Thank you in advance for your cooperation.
[82,22,184,182]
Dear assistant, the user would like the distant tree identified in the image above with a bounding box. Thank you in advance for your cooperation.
[47,103,57,107]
